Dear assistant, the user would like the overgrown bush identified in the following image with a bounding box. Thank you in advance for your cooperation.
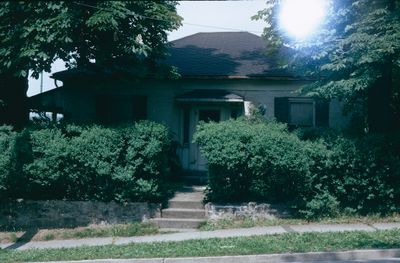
[302,133,400,218]
[194,118,327,203]
[2,121,179,203]
[194,118,400,219]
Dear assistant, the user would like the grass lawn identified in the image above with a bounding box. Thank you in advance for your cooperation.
[199,214,400,231]
[0,222,159,244]
[1,229,400,262]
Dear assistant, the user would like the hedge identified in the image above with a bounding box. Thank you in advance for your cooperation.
[0,121,180,203]
[194,118,400,218]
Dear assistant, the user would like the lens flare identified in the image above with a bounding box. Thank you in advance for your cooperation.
[279,0,327,39]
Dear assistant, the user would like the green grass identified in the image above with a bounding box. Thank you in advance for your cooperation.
[59,222,159,240]
[199,214,400,231]
[1,229,400,262]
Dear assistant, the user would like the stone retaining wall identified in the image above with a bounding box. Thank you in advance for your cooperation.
[205,202,292,219]
[0,200,161,229]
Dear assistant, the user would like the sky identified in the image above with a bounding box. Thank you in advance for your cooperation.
[27,1,267,97]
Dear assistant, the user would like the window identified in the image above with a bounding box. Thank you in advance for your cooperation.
[274,97,329,127]
[289,98,314,126]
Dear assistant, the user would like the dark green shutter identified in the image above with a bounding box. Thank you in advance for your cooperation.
[274,97,289,123]
[315,99,330,127]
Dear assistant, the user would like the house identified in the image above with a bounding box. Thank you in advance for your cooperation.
[29,32,349,171]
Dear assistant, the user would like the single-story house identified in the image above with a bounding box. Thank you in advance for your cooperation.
[29,32,349,171]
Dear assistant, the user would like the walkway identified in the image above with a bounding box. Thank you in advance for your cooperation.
[1,222,400,251]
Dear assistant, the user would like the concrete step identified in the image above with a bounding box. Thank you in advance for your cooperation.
[179,185,206,192]
[151,218,206,229]
[162,208,206,219]
[171,191,204,201]
[168,200,204,210]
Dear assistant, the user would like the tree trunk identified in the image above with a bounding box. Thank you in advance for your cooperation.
[0,73,29,129]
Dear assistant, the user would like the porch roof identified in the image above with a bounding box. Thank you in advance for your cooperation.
[175,90,243,103]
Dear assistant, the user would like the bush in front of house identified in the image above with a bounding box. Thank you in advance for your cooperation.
[301,131,400,218]
[194,118,400,219]
[11,121,179,203]
[193,118,328,203]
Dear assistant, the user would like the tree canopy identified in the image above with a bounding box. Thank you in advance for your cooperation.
[0,1,182,127]
[0,1,182,77]
[255,0,400,132]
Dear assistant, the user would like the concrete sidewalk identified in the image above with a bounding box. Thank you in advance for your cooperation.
[1,222,400,251]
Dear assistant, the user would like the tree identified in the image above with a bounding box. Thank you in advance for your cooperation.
[0,1,181,128]
[254,0,400,132]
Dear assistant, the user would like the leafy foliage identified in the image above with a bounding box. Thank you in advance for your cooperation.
[0,126,31,199]
[195,118,400,218]
[194,118,323,203]
[0,1,182,77]
[0,121,179,202]
[254,0,400,132]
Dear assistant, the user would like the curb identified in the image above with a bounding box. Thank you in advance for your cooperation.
[36,248,400,263]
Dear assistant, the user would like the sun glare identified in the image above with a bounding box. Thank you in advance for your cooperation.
[279,0,327,40]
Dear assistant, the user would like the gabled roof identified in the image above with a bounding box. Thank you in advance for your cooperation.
[166,32,293,78]
[51,32,295,81]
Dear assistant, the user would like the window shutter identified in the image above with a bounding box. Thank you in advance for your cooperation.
[274,97,289,123]
[315,99,330,127]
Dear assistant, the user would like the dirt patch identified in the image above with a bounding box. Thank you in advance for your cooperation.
[0,222,160,243]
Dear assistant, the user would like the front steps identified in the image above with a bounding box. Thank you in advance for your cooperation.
[151,185,206,229]
[162,208,206,219]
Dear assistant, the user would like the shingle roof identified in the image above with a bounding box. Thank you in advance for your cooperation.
[166,32,293,77]
[51,32,294,80]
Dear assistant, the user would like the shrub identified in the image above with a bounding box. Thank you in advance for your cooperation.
[195,118,400,219]
[21,121,178,202]
[298,128,400,218]
[0,126,17,199]
[194,118,327,203]
[317,134,400,215]
[0,126,31,199]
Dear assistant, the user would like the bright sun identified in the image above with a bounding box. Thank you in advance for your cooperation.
[279,0,327,39]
